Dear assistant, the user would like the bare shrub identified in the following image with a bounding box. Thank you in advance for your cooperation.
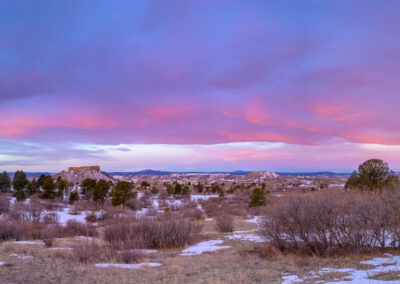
[42,213,59,224]
[103,214,200,250]
[117,249,142,263]
[85,213,98,223]
[140,190,153,207]
[0,219,27,241]
[64,220,98,237]
[0,196,10,213]
[158,191,169,200]
[41,230,56,247]
[73,241,105,263]
[180,207,203,220]
[10,203,31,221]
[261,189,400,256]
[216,213,234,233]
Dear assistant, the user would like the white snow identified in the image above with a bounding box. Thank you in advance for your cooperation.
[76,236,95,241]
[246,216,261,223]
[226,232,264,243]
[47,247,74,251]
[95,262,162,269]
[281,274,303,284]
[53,208,89,225]
[10,254,33,259]
[135,249,157,254]
[190,195,219,201]
[205,218,214,222]
[0,259,5,266]
[11,241,43,245]
[180,240,231,256]
[167,199,183,207]
[119,249,157,254]
[281,254,400,283]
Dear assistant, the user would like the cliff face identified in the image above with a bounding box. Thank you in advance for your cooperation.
[68,166,100,172]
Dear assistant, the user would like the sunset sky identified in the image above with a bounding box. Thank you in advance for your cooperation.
[1,0,400,172]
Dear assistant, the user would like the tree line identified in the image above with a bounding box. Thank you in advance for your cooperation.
[0,171,135,205]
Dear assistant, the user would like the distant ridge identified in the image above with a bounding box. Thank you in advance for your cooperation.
[109,169,172,176]
[7,170,352,178]
[277,172,351,177]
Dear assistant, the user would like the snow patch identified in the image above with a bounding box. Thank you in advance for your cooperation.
[10,254,32,259]
[281,254,400,283]
[95,262,162,269]
[226,233,264,243]
[246,216,261,223]
[47,247,74,251]
[180,240,231,256]
[190,195,219,201]
[11,241,43,245]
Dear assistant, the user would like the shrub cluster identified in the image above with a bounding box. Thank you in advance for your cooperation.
[261,189,400,256]
[215,213,234,233]
[104,214,200,251]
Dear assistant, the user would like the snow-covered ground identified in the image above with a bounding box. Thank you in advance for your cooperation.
[282,254,400,283]
[11,241,43,245]
[225,230,264,243]
[190,195,219,201]
[47,247,73,251]
[10,254,33,259]
[46,207,90,225]
[180,240,231,256]
[95,262,162,269]
[246,216,261,224]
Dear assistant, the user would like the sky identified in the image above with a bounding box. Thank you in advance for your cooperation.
[1,0,400,172]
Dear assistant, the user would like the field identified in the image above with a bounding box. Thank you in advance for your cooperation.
[1,179,400,284]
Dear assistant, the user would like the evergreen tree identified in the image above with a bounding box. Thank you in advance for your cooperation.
[182,185,190,195]
[249,188,266,207]
[81,178,96,200]
[13,170,28,191]
[0,171,11,192]
[93,179,110,203]
[69,191,79,204]
[15,188,27,202]
[174,183,182,194]
[55,177,68,198]
[38,174,47,187]
[111,181,133,206]
[40,176,56,199]
[151,186,158,194]
[345,159,398,191]
[166,184,175,195]
[26,178,40,195]
[195,182,203,193]
[211,183,221,193]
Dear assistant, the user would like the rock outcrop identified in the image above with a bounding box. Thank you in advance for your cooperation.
[53,166,114,184]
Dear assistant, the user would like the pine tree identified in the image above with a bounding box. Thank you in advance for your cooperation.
[0,171,11,192]
[69,191,79,204]
[345,159,398,191]
[93,179,110,203]
[15,188,27,202]
[13,170,28,191]
[81,178,96,200]
[55,177,68,198]
[111,181,133,206]
[40,176,56,199]
[27,178,40,195]
[249,188,266,207]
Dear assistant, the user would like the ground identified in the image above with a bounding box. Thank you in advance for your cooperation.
[1,215,400,283]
